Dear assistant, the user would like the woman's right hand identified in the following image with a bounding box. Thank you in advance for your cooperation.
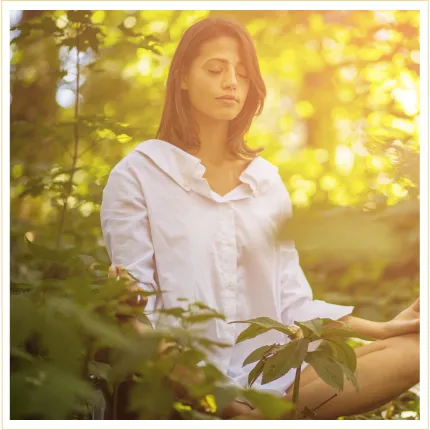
[108,264,148,310]
[108,264,150,334]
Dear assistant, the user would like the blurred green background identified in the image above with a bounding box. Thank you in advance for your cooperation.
[10,9,420,420]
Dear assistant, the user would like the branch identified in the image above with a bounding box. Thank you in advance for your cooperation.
[56,22,81,249]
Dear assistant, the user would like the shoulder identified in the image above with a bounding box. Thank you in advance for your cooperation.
[109,140,154,175]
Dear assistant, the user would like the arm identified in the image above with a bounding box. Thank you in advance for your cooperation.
[101,158,160,321]
[276,183,419,341]
[334,298,420,340]
[331,315,385,339]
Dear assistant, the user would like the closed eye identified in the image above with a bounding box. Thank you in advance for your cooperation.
[208,70,249,79]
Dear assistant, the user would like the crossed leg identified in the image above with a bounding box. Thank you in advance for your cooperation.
[231,332,420,420]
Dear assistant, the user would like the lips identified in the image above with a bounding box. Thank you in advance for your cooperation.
[217,95,238,102]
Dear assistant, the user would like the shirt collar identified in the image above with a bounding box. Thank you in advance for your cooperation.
[134,139,279,198]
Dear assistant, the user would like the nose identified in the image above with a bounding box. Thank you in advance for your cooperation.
[222,68,238,89]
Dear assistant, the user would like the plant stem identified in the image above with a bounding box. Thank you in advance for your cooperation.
[292,366,301,419]
[56,22,81,249]
[313,393,337,412]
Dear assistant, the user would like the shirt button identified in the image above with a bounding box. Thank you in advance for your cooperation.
[227,282,233,287]
[226,241,232,246]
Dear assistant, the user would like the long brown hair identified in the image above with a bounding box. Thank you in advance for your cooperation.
[156,16,267,159]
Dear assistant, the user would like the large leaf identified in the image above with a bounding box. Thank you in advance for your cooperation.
[210,385,240,412]
[262,339,310,385]
[129,377,175,419]
[39,308,83,374]
[305,351,344,391]
[11,364,98,419]
[236,324,271,344]
[325,337,357,372]
[196,337,231,351]
[184,311,226,324]
[232,316,297,339]
[11,294,40,347]
[294,318,325,336]
[243,344,274,367]
[25,236,78,263]
[248,360,265,388]
[49,297,135,350]
[320,317,352,329]
[337,361,359,392]
[243,389,294,419]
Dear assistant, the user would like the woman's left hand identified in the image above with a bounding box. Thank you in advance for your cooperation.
[380,297,420,340]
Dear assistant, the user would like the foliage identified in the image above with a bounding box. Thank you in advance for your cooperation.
[10,9,420,420]
[232,316,370,418]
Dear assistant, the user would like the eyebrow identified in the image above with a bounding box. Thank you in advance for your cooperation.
[206,57,245,66]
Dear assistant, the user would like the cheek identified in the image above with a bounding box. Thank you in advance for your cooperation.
[187,77,215,103]
[241,80,251,96]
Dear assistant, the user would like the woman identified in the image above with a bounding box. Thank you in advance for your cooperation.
[101,17,420,420]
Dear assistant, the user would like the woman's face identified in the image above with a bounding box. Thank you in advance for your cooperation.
[181,36,251,122]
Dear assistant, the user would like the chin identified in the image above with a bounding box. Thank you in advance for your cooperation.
[212,109,242,121]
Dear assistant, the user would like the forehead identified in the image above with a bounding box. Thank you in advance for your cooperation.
[195,36,245,65]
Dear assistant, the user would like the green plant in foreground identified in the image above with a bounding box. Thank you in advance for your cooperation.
[232,316,375,419]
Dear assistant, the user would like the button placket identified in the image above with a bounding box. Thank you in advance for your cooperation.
[219,204,238,325]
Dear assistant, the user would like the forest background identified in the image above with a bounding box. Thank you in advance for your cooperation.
[9,9,421,420]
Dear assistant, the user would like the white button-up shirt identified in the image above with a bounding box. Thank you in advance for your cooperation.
[100,139,354,396]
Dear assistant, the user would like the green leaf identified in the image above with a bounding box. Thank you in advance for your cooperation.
[321,318,352,329]
[39,308,83,374]
[337,361,359,392]
[236,324,271,344]
[50,297,134,351]
[243,344,273,367]
[196,337,231,350]
[325,337,357,372]
[248,360,265,388]
[128,377,175,419]
[157,307,186,318]
[25,236,77,263]
[305,351,344,391]
[262,339,310,385]
[88,361,111,381]
[11,294,39,347]
[243,389,294,419]
[184,311,226,324]
[321,327,374,341]
[211,385,240,412]
[232,316,296,340]
[294,318,325,336]
[11,364,98,420]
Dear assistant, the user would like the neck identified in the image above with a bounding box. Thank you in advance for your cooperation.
[188,109,235,166]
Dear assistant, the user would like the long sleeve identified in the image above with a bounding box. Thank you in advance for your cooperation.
[277,184,354,326]
[100,159,159,317]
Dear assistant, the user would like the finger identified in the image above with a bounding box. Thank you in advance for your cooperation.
[108,265,117,278]
[411,297,420,312]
